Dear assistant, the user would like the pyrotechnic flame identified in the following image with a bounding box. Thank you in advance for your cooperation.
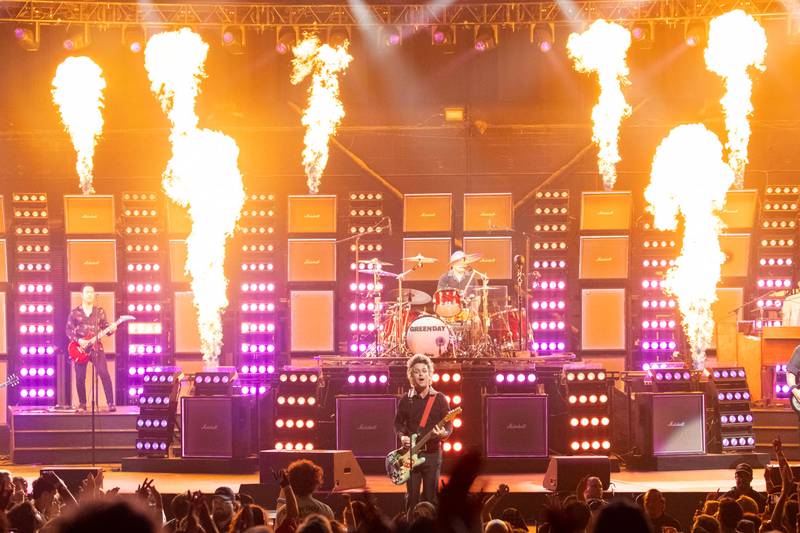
[567,20,632,191]
[645,124,735,369]
[705,10,767,189]
[51,56,106,195]
[291,35,353,194]
[145,29,245,367]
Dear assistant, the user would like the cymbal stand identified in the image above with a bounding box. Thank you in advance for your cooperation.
[382,262,424,357]
[471,267,498,357]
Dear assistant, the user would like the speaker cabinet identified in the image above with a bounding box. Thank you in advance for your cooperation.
[720,190,758,230]
[633,392,706,456]
[181,396,253,459]
[174,291,201,353]
[169,240,189,283]
[336,395,398,458]
[543,456,611,492]
[581,289,626,351]
[166,202,191,236]
[484,394,548,458]
[0,292,7,355]
[259,450,366,491]
[287,239,336,282]
[719,234,751,278]
[66,239,118,283]
[580,192,632,231]
[288,195,337,234]
[69,291,116,355]
[290,290,335,352]
[463,193,512,232]
[463,237,512,280]
[0,240,8,283]
[64,195,115,235]
[579,236,629,279]
[402,238,451,281]
[404,194,452,232]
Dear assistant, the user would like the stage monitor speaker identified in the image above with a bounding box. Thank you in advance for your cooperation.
[66,239,118,283]
[463,193,512,232]
[64,195,115,235]
[579,236,629,280]
[174,291,202,353]
[484,394,548,458]
[259,450,366,491]
[463,237,512,280]
[169,240,189,283]
[719,234,751,278]
[40,468,101,495]
[633,392,706,456]
[580,192,632,231]
[542,456,610,492]
[288,195,337,234]
[336,395,398,458]
[720,189,758,230]
[181,396,253,459]
[290,290,335,352]
[765,464,800,493]
[237,483,281,509]
[404,193,452,233]
[581,288,626,351]
[402,238,451,281]
[287,239,336,282]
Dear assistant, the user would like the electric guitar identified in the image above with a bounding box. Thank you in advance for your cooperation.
[68,315,135,364]
[385,407,461,485]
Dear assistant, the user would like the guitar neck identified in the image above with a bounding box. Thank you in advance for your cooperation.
[90,318,124,343]
[411,422,441,455]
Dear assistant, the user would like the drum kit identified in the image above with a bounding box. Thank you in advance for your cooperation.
[358,253,531,358]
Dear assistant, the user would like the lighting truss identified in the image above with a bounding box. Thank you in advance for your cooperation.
[0,0,791,30]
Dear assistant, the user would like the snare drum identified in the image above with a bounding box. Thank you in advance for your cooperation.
[406,315,452,356]
[434,289,462,318]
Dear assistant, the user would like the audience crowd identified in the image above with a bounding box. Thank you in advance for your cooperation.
[0,442,794,533]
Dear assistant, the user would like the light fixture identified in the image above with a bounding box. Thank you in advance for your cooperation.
[328,26,350,48]
[381,25,402,47]
[532,23,554,52]
[444,107,465,122]
[63,25,91,52]
[432,25,454,46]
[222,25,246,54]
[122,25,145,53]
[474,25,496,51]
[685,20,706,47]
[14,24,39,52]
[276,26,297,55]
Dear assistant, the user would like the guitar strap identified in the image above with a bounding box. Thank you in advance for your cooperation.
[417,393,437,433]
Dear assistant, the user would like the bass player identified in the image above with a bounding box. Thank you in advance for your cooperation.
[66,285,116,412]
[393,354,452,510]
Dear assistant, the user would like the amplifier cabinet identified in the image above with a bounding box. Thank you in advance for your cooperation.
[484,394,548,458]
[181,396,253,459]
[336,395,398,458]
[633,392,706,456]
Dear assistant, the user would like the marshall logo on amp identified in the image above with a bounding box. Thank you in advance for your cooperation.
[81,213,99,219]
[668,421,686,427]
[357,424,378,431]
[304,213,321,219]
[480,211,497,218]
[506,423,527,430]
[201,424,219,431]
[83,260,100,266]
[421,212,436,217]
[304,259,321,265]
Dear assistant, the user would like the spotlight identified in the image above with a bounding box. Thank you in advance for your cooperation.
[63,25,91,52]
[685,20,706,47]
[432,25,454,46]
[122,25,145,53]
[631,22,654,49]
[474,25,496,52]
[532,23,554,53]
[14,24,39,52]
[276,26,297,55]
[381,25,402,47]
[222,25,246,54]
[328,26,350,48]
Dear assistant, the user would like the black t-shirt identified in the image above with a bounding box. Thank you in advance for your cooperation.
[787,345,800,379]
[722,486,767,512]
[394,388,452,451]
[650,513,682,532]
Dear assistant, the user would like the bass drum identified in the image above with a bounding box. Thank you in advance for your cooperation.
[406,315,452,357]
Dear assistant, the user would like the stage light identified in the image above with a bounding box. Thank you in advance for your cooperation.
[444,107,465,122]
[276,26,297,55]
[122,25,145,53]
[220,25,246,54]
[63,25,91,51]
[432,25,454,46]
[474,25,496,52]
[685,20,706,47]
[328,26,350,48]
[532,23,554,52]
[14,24,39,52]
[381,25,402,47]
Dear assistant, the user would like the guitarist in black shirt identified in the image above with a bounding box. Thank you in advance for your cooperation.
[394,354,452,510]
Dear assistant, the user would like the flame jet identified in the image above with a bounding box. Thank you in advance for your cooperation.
[567,20,632,191]
[645,124,735,369]
[52,57,106,194]
[291,35,353,194]
[144,28,245,367]
[705,9,767,189]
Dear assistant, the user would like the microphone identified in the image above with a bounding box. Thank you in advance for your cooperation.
[513,254,525,267]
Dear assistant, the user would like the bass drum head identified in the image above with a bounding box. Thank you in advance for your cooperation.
[406,315,451,357]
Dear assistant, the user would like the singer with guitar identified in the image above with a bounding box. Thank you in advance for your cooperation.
[393,354,453,510]
[66,285,117,412]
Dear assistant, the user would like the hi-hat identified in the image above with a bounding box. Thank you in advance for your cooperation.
[472,285,503,291]
[403,254,438,264]
[390,288,432,305]
[357,258,394,266]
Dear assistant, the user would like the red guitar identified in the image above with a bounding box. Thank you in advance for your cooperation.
[68,315,135,364]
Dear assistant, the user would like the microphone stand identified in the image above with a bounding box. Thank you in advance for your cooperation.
[489,224,532,353]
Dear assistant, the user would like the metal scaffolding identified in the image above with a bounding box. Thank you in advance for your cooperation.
[0,0,792,30]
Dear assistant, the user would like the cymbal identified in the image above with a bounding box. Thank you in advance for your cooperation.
[373,270,398,278]
[389,288,432,305]
[403,254,438,264]
[357,258,394,266]
[472,285,503,291]
[463,253,483,265]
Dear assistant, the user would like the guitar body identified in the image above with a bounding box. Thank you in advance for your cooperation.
[791,394,800,416]
[385,436,426,485]
[68,338,92,364]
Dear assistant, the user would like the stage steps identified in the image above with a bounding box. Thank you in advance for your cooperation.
[10,406,138,464]
[752,406,800,460]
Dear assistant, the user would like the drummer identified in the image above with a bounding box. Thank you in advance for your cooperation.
[437,251,482,315]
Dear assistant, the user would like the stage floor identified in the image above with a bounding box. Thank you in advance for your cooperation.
[0,462,763,497]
